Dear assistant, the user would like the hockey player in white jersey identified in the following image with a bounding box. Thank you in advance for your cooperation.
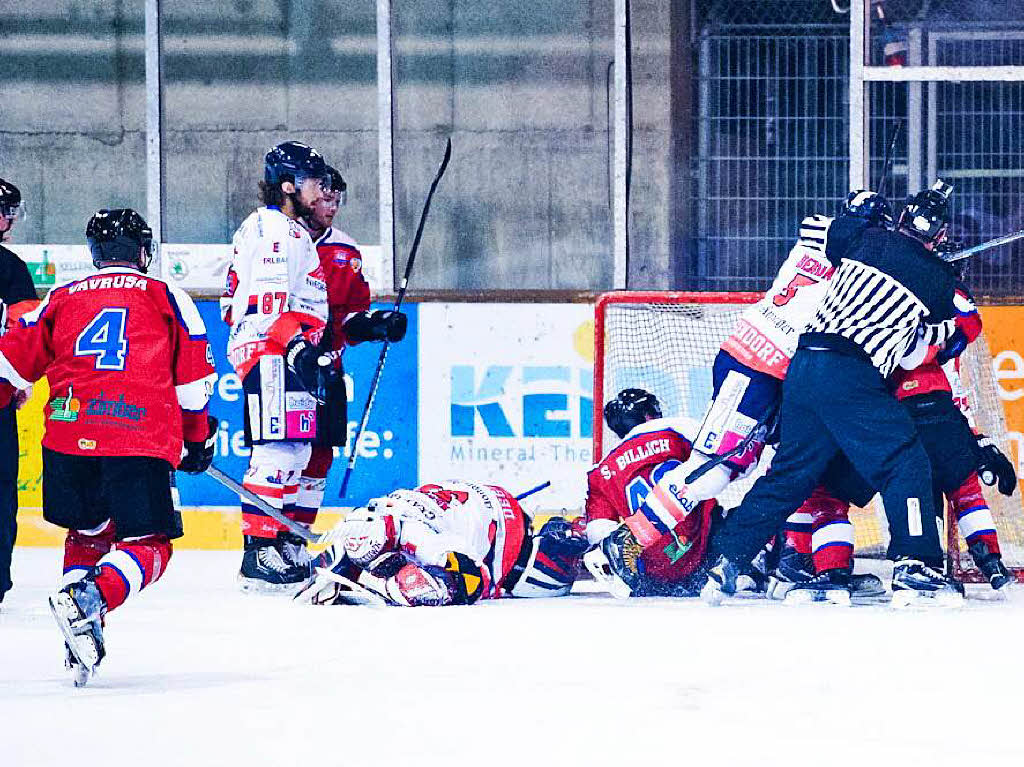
[222,141,333,590]
[297,480,587,606]
[587,192,890,594]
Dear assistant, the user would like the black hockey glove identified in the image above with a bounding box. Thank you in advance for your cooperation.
[285,336,330,402]
[178,415,218,475]
[343,310,408,344]
[976,433,1018,497]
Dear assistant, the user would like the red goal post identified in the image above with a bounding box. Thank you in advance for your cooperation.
[593,290,1024,583]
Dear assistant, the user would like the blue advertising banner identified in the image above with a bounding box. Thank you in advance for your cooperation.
[174,301,418,508]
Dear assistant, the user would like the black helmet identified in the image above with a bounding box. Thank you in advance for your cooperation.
[0,177,22,219]
[264,141,329,188]
[842,190,893,228]
[603,388,662,439]
[86,208,154,273]
[325,165,348,205]
[898,180,953,246]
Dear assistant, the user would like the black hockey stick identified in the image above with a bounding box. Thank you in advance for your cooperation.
[683,401,779,486]
[339,138,452,498]
[877,119,902,201]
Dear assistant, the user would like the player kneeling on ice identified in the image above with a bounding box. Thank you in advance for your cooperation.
[0,209,216,685]
[297,481,587,606]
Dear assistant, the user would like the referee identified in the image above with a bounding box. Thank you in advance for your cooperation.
[0,178,37,605]
[704,181,963,604]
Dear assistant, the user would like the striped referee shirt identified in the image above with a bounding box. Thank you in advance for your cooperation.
[802,227,957,378]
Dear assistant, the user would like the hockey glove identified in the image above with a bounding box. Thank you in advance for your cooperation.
[343,310,408,344]
[976,434,1018,497]
[178,415,218,474]
[285,336,329,403]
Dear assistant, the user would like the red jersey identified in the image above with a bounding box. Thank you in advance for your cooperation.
[586,417,716,584]
[314,226,371,352]
[892,282,981,406]
[0,267,216,465]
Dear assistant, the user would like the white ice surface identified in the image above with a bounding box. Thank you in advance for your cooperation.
[2,548,1024,767]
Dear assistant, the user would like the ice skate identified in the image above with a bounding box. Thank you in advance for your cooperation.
[891,559,965,608]
[238,536,309,593]
[766,549,813,600]
[849,572,886,599]
[277,529,313,568]
[784,568,852,606]
[968,543,1013,591]
[701,555,741,605]
[48,577,106,687]
[582,525,642,600]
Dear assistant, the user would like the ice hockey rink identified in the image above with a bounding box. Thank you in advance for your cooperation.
[1,547,1022,767]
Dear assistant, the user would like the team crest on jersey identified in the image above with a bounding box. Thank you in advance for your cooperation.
[288,221,303,238]
[49,386,80,422]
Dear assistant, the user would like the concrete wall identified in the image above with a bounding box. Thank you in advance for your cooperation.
[0,0,679,290]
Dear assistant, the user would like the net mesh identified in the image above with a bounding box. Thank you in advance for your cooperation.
[596,293,1024,576]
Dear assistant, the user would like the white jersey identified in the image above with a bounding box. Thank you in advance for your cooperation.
[225,206,328,378]
[720,214,836,379]
[380,480,529,590]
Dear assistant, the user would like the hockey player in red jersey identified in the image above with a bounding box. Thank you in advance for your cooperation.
[583,389,737,598]
[0,208,217,685]
[222,141,335,590]
[297,480,586,606]
[288,166,407,566]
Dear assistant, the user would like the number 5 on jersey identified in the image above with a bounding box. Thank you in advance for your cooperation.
[76,307,129,370]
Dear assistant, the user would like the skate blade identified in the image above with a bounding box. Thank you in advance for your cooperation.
[784,589,851,607]
[699,581,725,606]
[237,574,306,596]
[48,595,99,677]
[582,551,632,600]
[891,589,965,609]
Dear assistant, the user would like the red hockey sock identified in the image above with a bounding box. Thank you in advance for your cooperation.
[63,521,117,585]
[93,536,173,612]
[949,474,1001,556]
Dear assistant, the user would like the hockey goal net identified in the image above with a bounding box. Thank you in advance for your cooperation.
[593,291,1024,582]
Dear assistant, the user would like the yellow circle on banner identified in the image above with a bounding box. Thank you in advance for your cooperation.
[574,318,594,362]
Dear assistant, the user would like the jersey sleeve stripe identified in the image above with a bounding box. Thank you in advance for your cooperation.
[176,374,215,412]
[165,283,210,340]
[0,351,32,389]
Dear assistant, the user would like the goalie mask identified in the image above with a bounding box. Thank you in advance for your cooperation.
[0,177,22,221]
[604,388,662,439]
[898,179,953,247]
[509,517,587,598]
[86,208,155,273]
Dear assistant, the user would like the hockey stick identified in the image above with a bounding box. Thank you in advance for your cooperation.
[683,401,779,486]
[207,464,325,544]
[877,119,902,200]
[339,137,452,498]
[515,480,551,502]
[942,228,1024,263]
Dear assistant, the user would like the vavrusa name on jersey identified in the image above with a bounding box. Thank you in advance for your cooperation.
[67,274,148,293]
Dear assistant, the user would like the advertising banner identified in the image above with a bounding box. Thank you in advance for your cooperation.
[418,303,594,510]
[172,300,419,510]
[978,306,1024,485]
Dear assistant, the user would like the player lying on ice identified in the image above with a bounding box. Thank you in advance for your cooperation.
[296,480,588,606]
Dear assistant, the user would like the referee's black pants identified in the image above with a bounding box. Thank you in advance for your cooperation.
[710,348,943,569]
[0,401,19,600]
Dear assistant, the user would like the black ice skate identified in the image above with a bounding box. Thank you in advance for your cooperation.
[766,548,813,600]
[968,542,1013,591]
[238,536,309,593]
[582,524,643,599]
[700,555,742,605]
[891,559,965,607]
[48,577,107,687]
[784,568,852,606]
[277,529,313,569]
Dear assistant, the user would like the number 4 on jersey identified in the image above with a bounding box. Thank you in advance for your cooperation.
[75,307,129,370]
